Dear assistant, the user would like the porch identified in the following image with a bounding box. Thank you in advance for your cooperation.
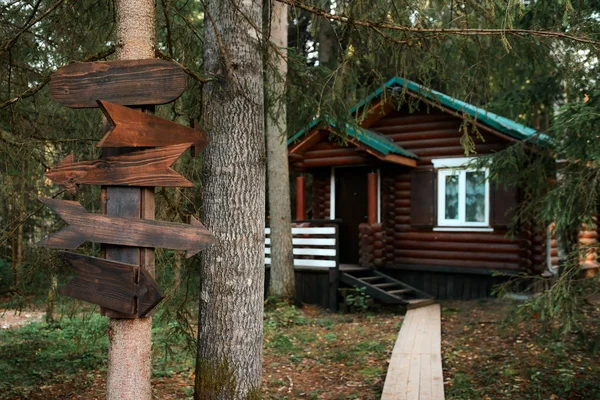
[264,222,433,311]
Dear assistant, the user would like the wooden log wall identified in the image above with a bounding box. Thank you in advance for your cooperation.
[311,171,330,220]
[371,108,546,275]
[293,140,371,170]
[358,223,384,268]
[371,109,509,167]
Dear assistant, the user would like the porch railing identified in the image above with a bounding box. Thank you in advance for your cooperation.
[264,224,339,269]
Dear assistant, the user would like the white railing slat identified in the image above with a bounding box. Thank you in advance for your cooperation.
[265,258,336,268]
[265,227,336,235]
[265,238,336,246]
[265,248,336,257]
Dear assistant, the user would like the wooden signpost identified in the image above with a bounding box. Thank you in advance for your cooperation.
[39,197,214,258]
[50,59,186,108]
[98,101,209,156]
[60,252,163,317]
[39,58,214,317]
[46,143,194,193]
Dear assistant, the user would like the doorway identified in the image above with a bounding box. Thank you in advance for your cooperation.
[335,167,368,264]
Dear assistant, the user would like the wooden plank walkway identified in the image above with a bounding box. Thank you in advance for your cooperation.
[381,304,444,400]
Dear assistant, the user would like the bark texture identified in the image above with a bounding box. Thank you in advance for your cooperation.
[105,1,155,399]
[266,1,295,299]
[195,0,265,398]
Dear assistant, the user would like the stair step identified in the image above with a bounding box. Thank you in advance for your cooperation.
[407,299,436,310]
[360,276,383,282]
[388,289,412,295]
[373,283,398,289]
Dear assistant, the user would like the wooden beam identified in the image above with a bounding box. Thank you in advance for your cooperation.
[295,176,306,220]
[288,128,324,154]
[383,154,418,167]
[368,172,377,225]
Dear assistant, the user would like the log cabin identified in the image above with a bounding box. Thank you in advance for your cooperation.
[266,77,595,310]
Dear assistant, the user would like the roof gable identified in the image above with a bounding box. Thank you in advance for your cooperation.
[289,120,418,168]
[291,77,544,151]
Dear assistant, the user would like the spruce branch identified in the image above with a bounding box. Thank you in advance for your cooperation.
[0,0,65,58]
[155,49,214,83]
[276,0,600,47]
[0,45,115,110]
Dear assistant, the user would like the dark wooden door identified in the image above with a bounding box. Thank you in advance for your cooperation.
[335,167,368,264]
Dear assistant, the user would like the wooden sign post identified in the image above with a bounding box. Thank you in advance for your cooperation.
[46,143,195,193]
[39,59,214,318]
[98,101,209,156]
[60,252,163,317]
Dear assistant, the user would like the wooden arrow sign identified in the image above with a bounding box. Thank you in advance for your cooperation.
[38,198,215,258]
[97,100,209,157]
[46,143,194,193]
[50,59,186,108]
[60,252,163,316]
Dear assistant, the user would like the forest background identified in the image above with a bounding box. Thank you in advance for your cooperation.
[1,0,600,398]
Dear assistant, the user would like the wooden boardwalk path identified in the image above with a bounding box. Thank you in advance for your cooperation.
[381,304,444,400]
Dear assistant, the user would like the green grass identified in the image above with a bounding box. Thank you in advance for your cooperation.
[0,314,108,398]
[0,312,196,399]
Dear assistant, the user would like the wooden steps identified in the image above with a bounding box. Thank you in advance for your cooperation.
[340,268,434,306]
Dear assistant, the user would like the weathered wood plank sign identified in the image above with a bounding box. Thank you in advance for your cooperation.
[38,197,215,258]
[46,143,194,193]
[50,59,186,108]
[60,251,163,316]
[42,58,214,318]
[97,100,209,156]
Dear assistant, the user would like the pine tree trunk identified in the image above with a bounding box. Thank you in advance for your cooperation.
[317,2,338,70]
[195,0,265,398]
[266,1,295,299]
[105,1,155,399]
[15,159,25,287]
[45,273,57,323]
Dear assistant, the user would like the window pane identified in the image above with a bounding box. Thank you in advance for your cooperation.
[466,171,486,222]
[445,174,459,220]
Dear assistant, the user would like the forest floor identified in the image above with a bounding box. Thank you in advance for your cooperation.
[0,298,598,399]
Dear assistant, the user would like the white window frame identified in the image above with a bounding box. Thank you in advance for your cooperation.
[433,157,490,229]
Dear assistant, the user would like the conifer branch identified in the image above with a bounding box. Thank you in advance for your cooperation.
[0,0,65,58]
[0,45,115,110]
[276,0,600,47]
[155,49,214,83]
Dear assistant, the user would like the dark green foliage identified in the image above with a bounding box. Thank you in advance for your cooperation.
[0,314,109,399]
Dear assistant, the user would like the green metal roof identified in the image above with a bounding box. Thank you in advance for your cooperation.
[291,77,546,149]
[352,77,542,141]
[288,117,419,160]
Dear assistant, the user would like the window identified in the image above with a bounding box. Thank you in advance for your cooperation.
[433,157,490,228]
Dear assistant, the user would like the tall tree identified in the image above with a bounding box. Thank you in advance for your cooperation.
[265,0,295,299]
[195,0,265,398]
[105,1,155,399]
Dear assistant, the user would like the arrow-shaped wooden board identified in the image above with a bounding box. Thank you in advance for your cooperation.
[60,252,163,316]
[50,59,186,108]
[38,198,215,258]
[97,100,209,157]
[46,143,193,193]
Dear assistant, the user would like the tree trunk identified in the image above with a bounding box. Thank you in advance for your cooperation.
[317,2,338,70]
[105,1,155,399]
[266,1,295,299]
[45,273,57,323]
[15,159,25,287]
[195,0,265,398]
